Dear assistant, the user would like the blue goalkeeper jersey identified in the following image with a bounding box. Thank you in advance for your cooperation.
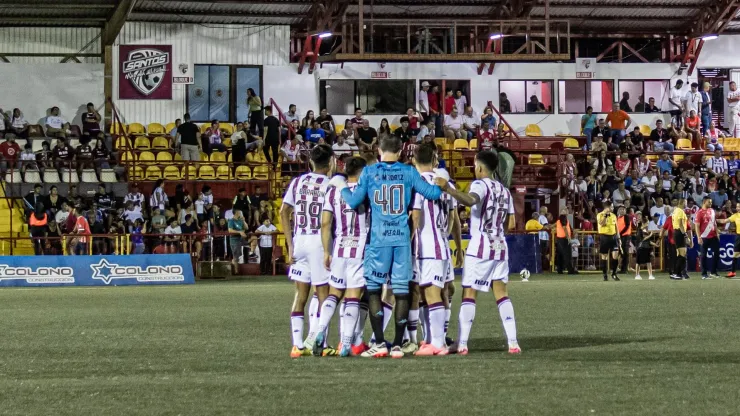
[340,161,442,247]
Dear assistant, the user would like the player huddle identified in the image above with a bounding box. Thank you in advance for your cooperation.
[280,135,520,359]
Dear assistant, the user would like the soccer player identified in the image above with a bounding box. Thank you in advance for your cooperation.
[434,150,520,355]
[597,201,620,281]
[330,135,443,358]
[411,143,456,356]
[435,166,463,346]
[307,156,370,357]
[717,202,740,277]
[281,144,336,358]
[670,199,690,280]
[695,196,720,279]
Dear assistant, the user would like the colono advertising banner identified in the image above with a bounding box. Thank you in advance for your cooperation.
[686,235,737,272]
[0,255,195,287]
[119,44,173,100]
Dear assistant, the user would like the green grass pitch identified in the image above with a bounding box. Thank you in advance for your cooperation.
[1,273,739,415]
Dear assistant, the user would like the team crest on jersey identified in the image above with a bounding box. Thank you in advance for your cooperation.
[122,48,170,96]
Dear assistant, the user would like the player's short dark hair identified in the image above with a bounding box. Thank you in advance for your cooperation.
[475,150,499,173]
[379,135,402,154]
[345,156,367,177]
[310,144,334,169]
[703,196,712,202]
[414,143,436,165]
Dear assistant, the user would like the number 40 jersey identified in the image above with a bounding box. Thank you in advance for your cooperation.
[340,161,442,247]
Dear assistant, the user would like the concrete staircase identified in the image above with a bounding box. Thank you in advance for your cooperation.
[0,183,34,255]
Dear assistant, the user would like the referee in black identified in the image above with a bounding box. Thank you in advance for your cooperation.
[597,201,620,281]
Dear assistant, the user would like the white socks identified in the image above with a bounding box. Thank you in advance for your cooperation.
[419,303,431,344]
[428,302,446,349]
[457,298,476,348]
[317,294,338,335]
[341,298,360,347]
[308,295,319,340]
[290,312,304,348]
[407,309,419,344]
[496,297,517,345]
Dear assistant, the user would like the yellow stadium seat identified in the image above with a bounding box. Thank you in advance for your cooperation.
[110,122,128,135]
[335,125,345,134]
[639,125,652,136]
[528,154,545,165]
[151,136,169,150]
[182,165,197,179]
[677,138,693,150]
[647,154,659,162]
[234,165,252,180]
[120,151,135,162]
[128,123,147,136]
[115,136,131,150]
[434,138,447,148]
[525,124,543,137]
[200,152,209,161]
[198,165,216,180]
[139,151,156,164]
[134,136,151,150]
[227,153,233,162]
[223,138,232,147]
[130,166,144,181]
[563,138,580,148]
[219,123,234,135]
[454,166,474,179]
[468,139,478,150]
[145,166,162,180]
[163,166,181,180]
[253,165,269,180]
[216,165,232,180]
[453,139,469,150]
[210,152,226,162]
[148,123,166,136]
[156,151,173,161]
[164,122,176,133]
[246,153,255,163]
[174,153,183,161]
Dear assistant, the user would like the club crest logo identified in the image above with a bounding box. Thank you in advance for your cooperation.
[582,59,591,69]
[122,48,170,96]
[178,63,189,74]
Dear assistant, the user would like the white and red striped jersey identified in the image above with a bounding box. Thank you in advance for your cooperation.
[282,172,330,236]
[323,183,369,259]
[413,171,454,260]
[467,178,514,261]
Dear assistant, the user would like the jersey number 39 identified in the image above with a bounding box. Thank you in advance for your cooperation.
[374,184,404,215]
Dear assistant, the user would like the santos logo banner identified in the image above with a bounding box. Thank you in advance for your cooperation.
[119,44,173,100]
[0,255,195,287]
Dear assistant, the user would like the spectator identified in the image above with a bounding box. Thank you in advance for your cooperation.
[677,154,695,173]
[24,183,44,216]
[428,86,442,136]
[29,203,48,255]
[9,108,29,139]
[683,82,702,118]
[394,117,413,143]
[301,110,316,132]
[478,121,496,151]
[304,120,326,145]
[317,108,336,144]
[656,153,676,175]
[619,91,633,112]
[727,81,740,137]
[669,79,685,128]
[658,171,674,200]
[0,133,21,173]
[263,106,281,168]
[179,200,198,228]
[150,179,169,212]
[417,119,434,143]
[499,92,512,113]
[642,169,659,195]
[591,134,607,153]
[526,95,540,113]
[405,107,421,136]
[164,217,182,254]
[283,104,300,124]
[444,108,465,141]
[124,184,145,211]
[121,200,143,224]
[634,95,646,113]
[356,120,378,152]
[581,106,597,150]
[644,97,661,113]
[705,121,726,151]
[706,150,728,176]
[88,210,108,255]
[700,82,712,136]
[169,118,181,140]
[332,133,352,157]
[19,142,37,173]
[36,141,53,172]
[92,135,111,170]
[673,182,689,201]
[525,212,543,233]
[52,136,75,170]
[207,120,227,154]
[592,120,611,149]
[650,120,674,151]
[454,89,467,113]
[76,136,94,174]
[246,88,263,136]
[615,152,631,178]
[443,89,455,114]
[45,107,70,137]
[255,216,278,275]
[626,126,644,151]
[350,107,364,127]
[537,207,550,266]
[228,209,248,273]
[461,106,479,140]
[684,110,701,148]
[710,188,729,209]
[418,81,431,121]
[605,102,631,145]
[130,219,146,254]
[81,102,101,136]
[480,106,496,130]
[180,213,199,254]
[151,208,167,235]
[377,118,391,141]
[176,113,202,162]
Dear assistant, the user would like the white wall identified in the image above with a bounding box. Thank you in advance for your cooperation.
[696,35,740,68]
[0,27,101,64]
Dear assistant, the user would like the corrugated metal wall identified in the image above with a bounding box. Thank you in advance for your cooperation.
[0,27,102,63]
[113,22,290,124]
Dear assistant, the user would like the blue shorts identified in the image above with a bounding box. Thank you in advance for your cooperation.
[363,244,412,295]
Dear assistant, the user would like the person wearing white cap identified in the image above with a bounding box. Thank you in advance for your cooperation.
[418,81,431,123]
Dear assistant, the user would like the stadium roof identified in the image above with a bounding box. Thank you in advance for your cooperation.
[0,0,736,37]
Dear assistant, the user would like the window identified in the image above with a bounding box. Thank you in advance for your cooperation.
[618,80,670,113]
[320,80,415,115]
[186,65,262,122]
[499,80,553,114]
[558,80,614,114]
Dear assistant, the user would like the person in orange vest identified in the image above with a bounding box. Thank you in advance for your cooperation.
[29,203,48,255]
[555,208,577,274]
[617,205,633,273]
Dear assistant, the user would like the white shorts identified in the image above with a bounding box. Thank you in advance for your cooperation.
[289,237,329,285]
[329,257,365,289]
[411,259,420,283]
[462,256,509,292]
[446,247,455,283]
[418,258,448,289]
